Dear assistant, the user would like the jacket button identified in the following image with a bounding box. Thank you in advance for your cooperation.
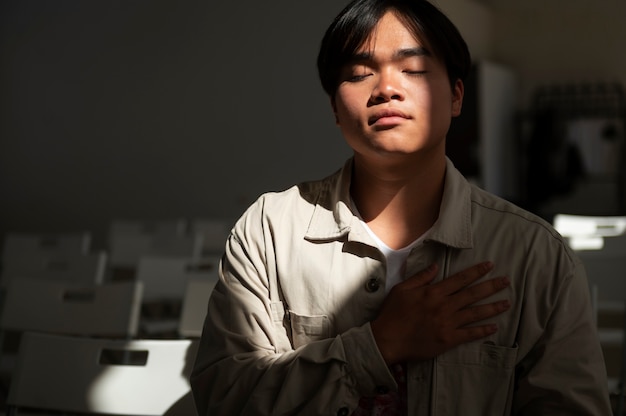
[365,278,381,293]
[376,385,390,394]
[337,407,349,416]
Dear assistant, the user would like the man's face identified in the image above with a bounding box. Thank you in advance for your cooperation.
[332,11,463,165]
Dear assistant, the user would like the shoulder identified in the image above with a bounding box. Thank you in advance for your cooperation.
[468,184,581,268]
[469,183,555,233]
[233,168,342,234]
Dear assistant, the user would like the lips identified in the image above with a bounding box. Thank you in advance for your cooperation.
[368,109,410,126]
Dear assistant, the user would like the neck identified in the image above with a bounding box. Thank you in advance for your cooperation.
[351,154,446,249]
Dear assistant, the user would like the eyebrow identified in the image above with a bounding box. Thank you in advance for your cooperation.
[347,47,431,64]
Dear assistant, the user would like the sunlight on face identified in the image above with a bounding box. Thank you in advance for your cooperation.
[332,11,463,164]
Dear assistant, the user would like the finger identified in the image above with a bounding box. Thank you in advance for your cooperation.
[436,261,494,295]
[450,276,510,310]
[401,263,439,289]
[454,299,511,327]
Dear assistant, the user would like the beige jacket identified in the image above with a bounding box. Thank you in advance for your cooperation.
[191,158,611,415]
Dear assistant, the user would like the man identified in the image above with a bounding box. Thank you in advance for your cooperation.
[191,0,611,414]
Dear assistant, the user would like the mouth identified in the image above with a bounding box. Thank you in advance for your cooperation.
[368,109,410,126]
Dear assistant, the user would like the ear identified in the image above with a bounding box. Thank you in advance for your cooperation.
[330,97,339,125]
[451,79,464,117]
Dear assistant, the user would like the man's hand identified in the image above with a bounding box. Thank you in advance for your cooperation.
[370,262,510,364]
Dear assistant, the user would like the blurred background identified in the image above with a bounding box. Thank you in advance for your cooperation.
[1,0,625,248]
[0,1,625,414]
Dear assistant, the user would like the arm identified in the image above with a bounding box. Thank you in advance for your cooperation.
[190,231,393,415]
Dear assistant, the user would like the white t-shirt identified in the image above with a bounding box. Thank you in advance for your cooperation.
[352,201,428,293]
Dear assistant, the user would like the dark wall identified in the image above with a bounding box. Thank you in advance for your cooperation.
[0,1,352,248]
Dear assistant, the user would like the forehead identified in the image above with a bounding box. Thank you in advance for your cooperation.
[355,11,430,56]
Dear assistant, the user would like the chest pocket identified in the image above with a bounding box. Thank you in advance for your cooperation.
[288,311,330,349]
[434,342,519,415]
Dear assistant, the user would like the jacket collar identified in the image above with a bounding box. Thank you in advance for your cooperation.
[305,157,473,249]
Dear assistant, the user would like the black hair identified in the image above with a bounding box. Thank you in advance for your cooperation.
[316,0,471,97]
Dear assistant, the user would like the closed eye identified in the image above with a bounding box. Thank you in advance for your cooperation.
[340,61,374,83]
[404,70,427,76]
[347,73,372,82]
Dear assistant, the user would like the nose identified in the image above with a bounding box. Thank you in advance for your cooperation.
[370,69,404,104]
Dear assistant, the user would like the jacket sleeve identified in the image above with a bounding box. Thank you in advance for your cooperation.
[512,257,613,415]
[190,210,395,415]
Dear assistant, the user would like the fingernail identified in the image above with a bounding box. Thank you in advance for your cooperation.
[502,276,510,286]
[483,261,494,271]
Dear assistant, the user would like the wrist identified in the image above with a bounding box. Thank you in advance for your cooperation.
[370,319,398,365]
